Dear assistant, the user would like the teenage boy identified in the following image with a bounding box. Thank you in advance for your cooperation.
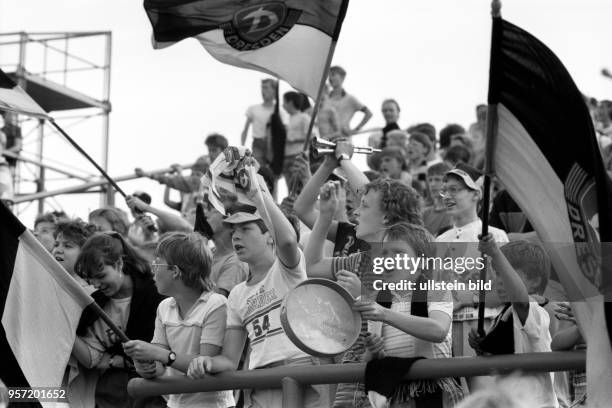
[435,164,508,358]
[470,235,558,408]
[187,159,329,408]
[406,131,433,188]
[34,211,68,252]
[327,66,372,138]
[205,200,249,297]
[123,232,234,408]
[242,78,277,163]
[422,162,452,235]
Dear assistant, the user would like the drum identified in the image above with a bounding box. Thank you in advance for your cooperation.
[280,278,362,357]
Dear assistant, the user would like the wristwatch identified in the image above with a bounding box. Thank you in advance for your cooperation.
[166,351,177,367]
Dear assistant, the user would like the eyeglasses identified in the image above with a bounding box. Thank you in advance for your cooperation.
[150,262,177,272]
[439,186,467,197]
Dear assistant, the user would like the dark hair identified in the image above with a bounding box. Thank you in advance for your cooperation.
[329,65,346,77]
[409,132,433,155]
[34,211,68,228]
[283,91,304,110]
[427,162,451,176]
[204,133,229,149]
[500,240,550,295]
[410,123,436,145]
[133,191,152,205]
[439,124,466,149]
[54,220,99,247]
[444,145,472,166]
[75,232,151,279]
[155,232,213,292]
[298,93,311,112]
[363,179,422,225]
[88,207,130,236]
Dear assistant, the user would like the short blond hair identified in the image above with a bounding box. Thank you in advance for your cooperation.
[155,232,213,292]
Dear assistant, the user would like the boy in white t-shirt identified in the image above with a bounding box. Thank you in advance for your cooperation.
[188,160,329,408]
[470,235,558,408]
[435,164,508,360]
[241,78,277,164]
[123,232,234,408]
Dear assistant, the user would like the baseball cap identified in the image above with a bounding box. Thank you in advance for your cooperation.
[222,204,263,225]
[445,163,483,192]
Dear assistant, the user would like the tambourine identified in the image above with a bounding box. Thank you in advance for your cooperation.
[280,278,362,358]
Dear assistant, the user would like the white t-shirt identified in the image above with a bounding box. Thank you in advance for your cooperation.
[503,302,558,408]
[82,297,131,367]
[436,219,509,320]
[377,290,453,360]
[246,104,275,140]
[285,112,310,156]
[226,251,309,368]
[152,292,234,408]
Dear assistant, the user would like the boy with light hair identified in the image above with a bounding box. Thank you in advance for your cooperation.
[187,158,330,408]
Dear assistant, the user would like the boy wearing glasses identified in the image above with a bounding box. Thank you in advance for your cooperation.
[123,232,235,408]
[435,164,508,386]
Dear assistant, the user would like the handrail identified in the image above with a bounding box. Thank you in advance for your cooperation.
[128,351,585,398]
[12,163,194,203]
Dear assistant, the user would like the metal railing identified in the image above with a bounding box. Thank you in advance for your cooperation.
[128,351,585,408]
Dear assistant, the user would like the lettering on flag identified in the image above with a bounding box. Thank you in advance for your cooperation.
[221,3,302,51]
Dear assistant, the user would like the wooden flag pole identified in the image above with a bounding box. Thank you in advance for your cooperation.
[87,301,130,343]
[301,0,350,153]
[50,119,127,198]
[478,0,502,337]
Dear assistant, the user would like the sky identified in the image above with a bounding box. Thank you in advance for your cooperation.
[1,0,611,227]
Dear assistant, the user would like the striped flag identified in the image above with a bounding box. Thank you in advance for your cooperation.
[486,14,612,406]
[0,68,48,119]
[143,0,349,98]
[0,202,94,406]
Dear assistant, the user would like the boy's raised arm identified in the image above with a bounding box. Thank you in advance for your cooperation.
[293,154,338,235]
[245,162,300,268]
[478,234,530,325]
[304,182,340,280]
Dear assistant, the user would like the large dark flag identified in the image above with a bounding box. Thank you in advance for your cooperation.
[0,202,94,406]
[0,68,48,119]
[487,13,612,405]
[144,0,349,98]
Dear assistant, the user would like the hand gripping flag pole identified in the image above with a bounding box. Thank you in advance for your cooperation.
[477,0,502,337]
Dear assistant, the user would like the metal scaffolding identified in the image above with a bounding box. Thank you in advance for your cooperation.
[0,31,112,216]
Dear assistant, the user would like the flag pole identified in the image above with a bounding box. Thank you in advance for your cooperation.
[301,0,350,153]
[87,302,130,342]
[478,0,502,337]
[49,119,127,198]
